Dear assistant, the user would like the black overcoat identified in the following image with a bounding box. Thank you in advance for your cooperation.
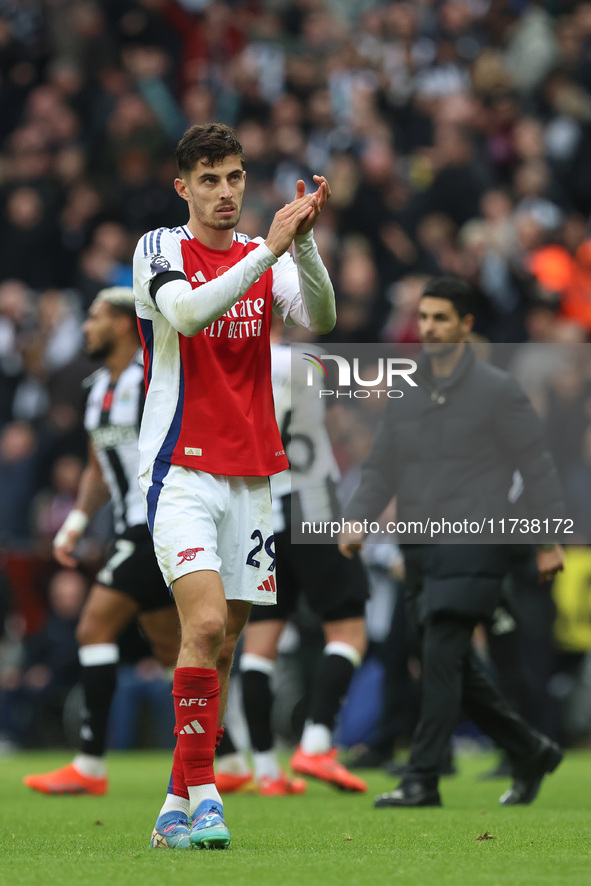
[345,345,564,619]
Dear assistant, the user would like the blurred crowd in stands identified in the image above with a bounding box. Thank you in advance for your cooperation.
[1,0,591,754]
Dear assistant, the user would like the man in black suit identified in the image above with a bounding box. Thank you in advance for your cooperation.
[340,276,565,808]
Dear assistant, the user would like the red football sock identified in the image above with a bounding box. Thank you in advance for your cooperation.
[173,667,220,787]
[167,729,189,800]
[215,726,225,748]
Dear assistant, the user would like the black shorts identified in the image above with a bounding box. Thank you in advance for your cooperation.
[96,524,174,613]
[249,531,369,624]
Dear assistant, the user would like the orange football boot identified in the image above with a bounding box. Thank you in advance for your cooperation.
[215,771,256,794]
[290,747,367,792]
[23,763,108,795]
[258,772,307,796]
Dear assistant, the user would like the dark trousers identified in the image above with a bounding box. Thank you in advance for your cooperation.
[368,588,419,755]
[487,556,559,739]
[407,611,541,786]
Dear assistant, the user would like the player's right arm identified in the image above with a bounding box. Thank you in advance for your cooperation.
[53,441,110,568]
[134,202,314,337]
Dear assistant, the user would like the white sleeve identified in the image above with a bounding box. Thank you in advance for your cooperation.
[271,231,336,334]
[133,230,278,337]
[133,228,186,310]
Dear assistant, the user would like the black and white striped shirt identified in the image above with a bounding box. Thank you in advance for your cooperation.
[271,343,342,531]
[84,353,146,534]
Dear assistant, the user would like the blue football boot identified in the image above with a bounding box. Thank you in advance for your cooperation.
[190,800,231,849]
[150,810,192,849]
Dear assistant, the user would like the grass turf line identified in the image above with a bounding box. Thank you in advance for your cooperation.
[1,750,590,886]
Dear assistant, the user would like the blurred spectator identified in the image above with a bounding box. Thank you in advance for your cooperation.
[31,453,84,555]
[545,359,591,481]
[74,222,135,309]
[329,238,382,340]
[0,280,34,426]
[0,611,26,753]
[384,274,430,343]
[0,421,38,543]
[0,187,65,290]
[0,569,86,748]
[0,566,10,641]
[8,289,84,426]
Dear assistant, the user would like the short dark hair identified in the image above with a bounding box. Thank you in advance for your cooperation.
[92,287,139,339]
[421,275,475,318]
[176,123,245,176]
[106,300,138,332]
[93,287,136,323]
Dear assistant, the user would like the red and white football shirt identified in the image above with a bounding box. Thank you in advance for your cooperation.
[134,225,312,478]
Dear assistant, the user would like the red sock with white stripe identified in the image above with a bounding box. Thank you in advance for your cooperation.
[173,667,221,813]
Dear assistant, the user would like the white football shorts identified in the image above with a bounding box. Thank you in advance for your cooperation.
[139,462,277,605]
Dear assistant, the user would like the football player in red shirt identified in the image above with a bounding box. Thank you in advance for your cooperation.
[133,123,335,849]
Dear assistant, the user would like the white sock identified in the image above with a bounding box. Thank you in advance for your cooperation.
[188,783,223,815]
[159,792,190,817]
[72,753,107,778]
[216,751,251,776]
[252,750,281,781]
[78,644,119,666]
[324,641,362,668]
[300,722,332,755]
[240,653,275,676]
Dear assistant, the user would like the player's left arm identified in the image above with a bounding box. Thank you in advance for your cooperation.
[133,229,280,337]
[53,441,110,568]
[271,176,336,335]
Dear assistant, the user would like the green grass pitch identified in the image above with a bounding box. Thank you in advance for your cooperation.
[2,750,590,886]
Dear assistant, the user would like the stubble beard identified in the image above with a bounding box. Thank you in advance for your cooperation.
[213,214,239,230]
[193,201,242,232]
[86,339,113,360]
[421,340,462,356]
